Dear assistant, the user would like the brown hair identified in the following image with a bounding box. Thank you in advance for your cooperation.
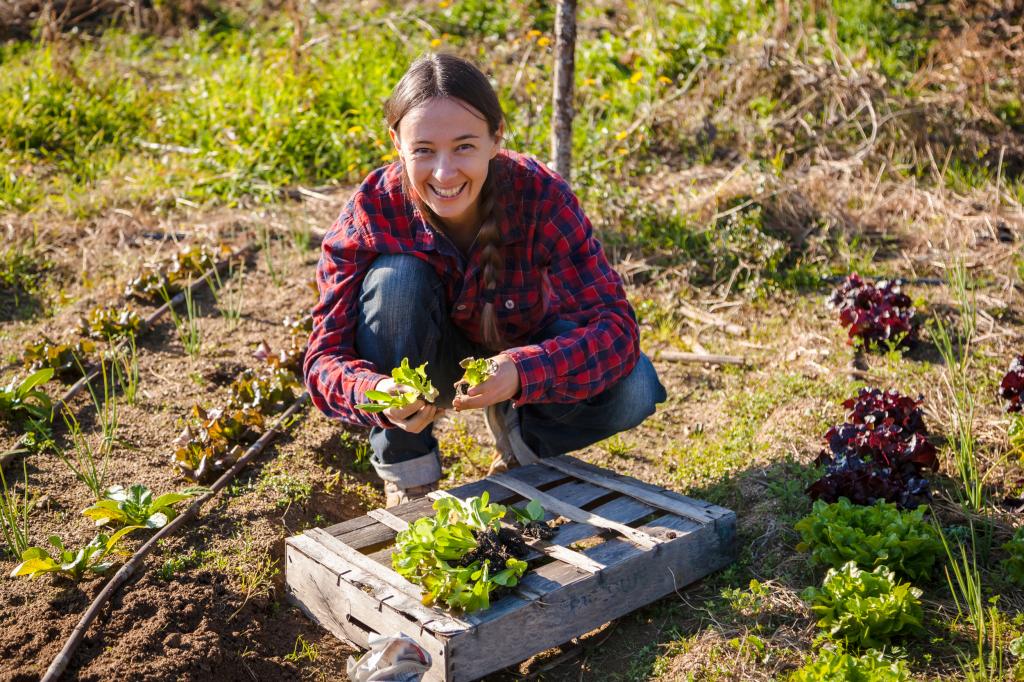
[384,53,507,350]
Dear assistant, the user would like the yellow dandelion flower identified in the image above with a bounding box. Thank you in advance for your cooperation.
[347,125,364,135]
[600,92,610,101]
[617,148,629,155]
[346,162,357,172]
[582,78,597,87]
[527,29,541,39]
[537,36,551,47]
[439,0,450,7]
[629,71,643,84]
[430,38,443,48]
[615,130,629,141]
[657,75,672,85]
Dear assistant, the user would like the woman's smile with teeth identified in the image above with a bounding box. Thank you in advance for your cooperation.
[430,183,466,198]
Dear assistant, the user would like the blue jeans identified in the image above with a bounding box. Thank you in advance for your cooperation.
[355,254,668,487]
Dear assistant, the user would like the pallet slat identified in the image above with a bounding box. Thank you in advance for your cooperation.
[541,456,717,524]
[488,472,662,549]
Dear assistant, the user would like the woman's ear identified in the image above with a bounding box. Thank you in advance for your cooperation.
[490,122,504,158]
[388,128,402,158]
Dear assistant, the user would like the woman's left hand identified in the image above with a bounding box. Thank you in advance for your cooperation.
[452,353,520,411]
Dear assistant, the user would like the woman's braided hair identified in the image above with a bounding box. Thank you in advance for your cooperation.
[384,52,507,350]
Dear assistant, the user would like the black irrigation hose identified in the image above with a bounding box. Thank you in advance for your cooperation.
[0,246,252,469]
[42,392,311,682]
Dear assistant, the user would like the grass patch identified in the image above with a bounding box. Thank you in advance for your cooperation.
[668,371,843,488]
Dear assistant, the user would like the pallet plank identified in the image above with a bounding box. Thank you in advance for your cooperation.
[368,508,409,532]
[542,456,716,524]
[488,472,662,549]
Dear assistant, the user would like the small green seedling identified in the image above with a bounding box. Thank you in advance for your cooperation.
[11,527,138,580]
[455,356,497,396]
[83,484,206,529]
[356,358,439,413]
[0,368,54,423]
[81,307,142,341]
[508,499,545,524]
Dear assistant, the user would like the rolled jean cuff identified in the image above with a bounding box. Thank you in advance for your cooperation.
[372,449,442,488]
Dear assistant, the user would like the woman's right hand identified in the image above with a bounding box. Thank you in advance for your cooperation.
[375,378,445,433]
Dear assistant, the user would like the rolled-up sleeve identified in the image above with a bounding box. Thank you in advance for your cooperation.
[303,215,391,429]
[505,191,639,404]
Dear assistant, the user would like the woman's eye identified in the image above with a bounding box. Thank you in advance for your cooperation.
[412,147,432,155]
[457,144,475,152]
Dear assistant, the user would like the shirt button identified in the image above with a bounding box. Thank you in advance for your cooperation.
[505,299,514,309]
[457,304,466,311]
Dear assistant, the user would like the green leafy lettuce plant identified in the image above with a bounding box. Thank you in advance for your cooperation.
[357,358,439,413]
[0,368,54,423]
[11,527,138,580]
[788,648,911,681]
[82,484,205,529]
[22,337,95,381]
[802,561,924,649]
[392,492,529,613]
[81,307,142,341]
[795,498,943,581]
[455,356,497,396]
[228,368,302,414]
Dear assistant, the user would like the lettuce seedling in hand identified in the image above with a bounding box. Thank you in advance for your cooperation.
[455,357,498,397]
[83,484,206,529]
[357,358,439,413]
[12,527,138,580]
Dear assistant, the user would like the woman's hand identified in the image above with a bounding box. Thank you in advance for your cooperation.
[452,354,520,411]
[376,378,445,433]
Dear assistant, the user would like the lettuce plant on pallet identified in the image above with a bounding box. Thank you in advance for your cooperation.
[807,388,938,509]
[392,493,550,613]
[828,274,917,350]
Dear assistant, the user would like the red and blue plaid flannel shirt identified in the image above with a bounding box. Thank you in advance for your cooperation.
[304,150,639,429]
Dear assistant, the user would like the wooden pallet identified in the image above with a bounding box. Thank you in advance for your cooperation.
[285,455,736,681]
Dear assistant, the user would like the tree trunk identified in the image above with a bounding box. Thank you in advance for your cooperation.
[551,0,577,182]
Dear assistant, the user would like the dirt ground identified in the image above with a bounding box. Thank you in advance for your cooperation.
[2,168,1024,681]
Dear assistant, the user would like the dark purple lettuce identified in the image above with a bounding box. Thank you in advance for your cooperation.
[829,274,917,348]
[999,355,1024,413]
[809,389,937,509]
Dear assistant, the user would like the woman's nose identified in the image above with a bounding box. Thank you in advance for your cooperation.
[432,156,458,182]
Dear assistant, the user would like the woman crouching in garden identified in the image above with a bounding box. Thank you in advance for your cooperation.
[304,52,666,508]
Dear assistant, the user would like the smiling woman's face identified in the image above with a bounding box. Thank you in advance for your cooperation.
[390,97,502,233]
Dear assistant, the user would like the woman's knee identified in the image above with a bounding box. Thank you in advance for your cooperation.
[359,254,440,333]
[606,354,667,432]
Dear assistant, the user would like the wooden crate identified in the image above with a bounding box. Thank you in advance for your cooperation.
[285,455,735,681]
